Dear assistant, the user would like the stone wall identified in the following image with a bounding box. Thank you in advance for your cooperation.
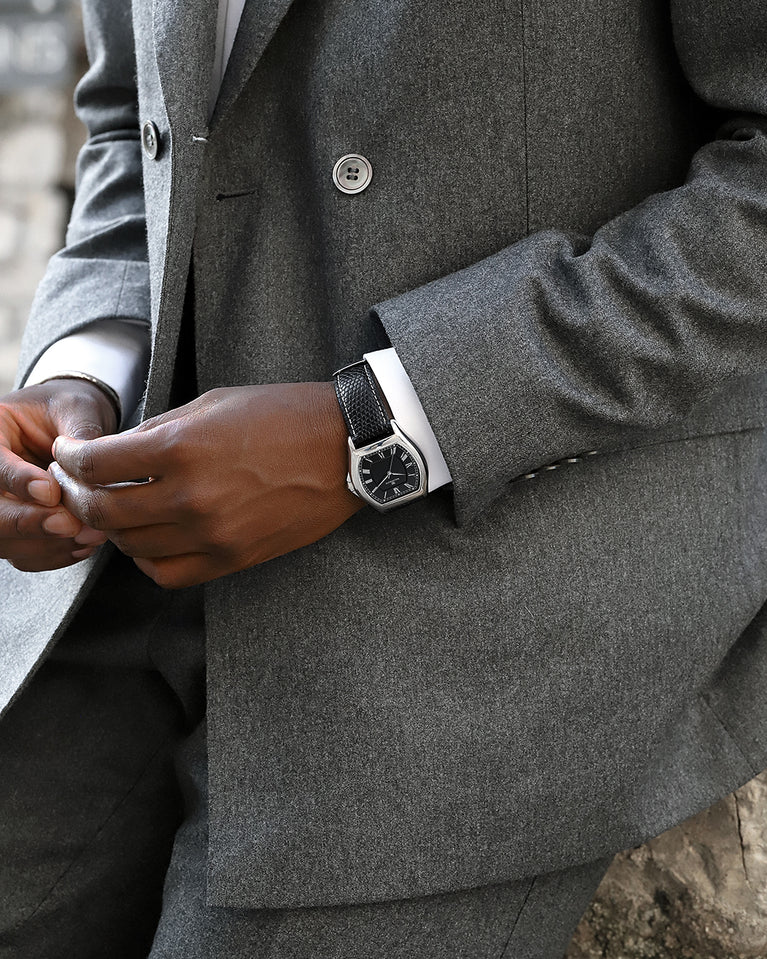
[0,85,70,393]
[0,0,82,394]
[568,772,767,958]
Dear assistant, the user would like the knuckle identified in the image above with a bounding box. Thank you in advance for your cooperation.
[12,506,25,539]
[206,519,234,553]
[78,494,107,530]
[205,518,227,548]
[168,484,191,515]
[4,502,33,539]
[71,445,97,481]
[0,459,10,491]
[173,485,207,521]
[163,429,190,468]
[0,458,22,498]
[73,420,105,442]
[152,566,181,590]
[110,532,141,559]
[0,399,19,428]
[107,531,129,555]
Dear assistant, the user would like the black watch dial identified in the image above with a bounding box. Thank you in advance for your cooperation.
[358,444,422,505]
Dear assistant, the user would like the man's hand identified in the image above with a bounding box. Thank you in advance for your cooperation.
[51,383,364,589]
[0,379,115,572]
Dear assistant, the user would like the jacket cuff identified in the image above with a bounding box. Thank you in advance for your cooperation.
[15,255,150,390]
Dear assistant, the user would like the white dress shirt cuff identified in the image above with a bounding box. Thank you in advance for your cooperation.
[363,347,452,492]
[24,319,151,429]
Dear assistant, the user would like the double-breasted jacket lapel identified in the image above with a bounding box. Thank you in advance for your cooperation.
[210,0,298,130]
[151,0,298,135]
[151,0,217,136]
[140,0,298,419]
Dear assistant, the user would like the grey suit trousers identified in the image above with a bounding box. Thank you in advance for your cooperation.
[0,550,610,959]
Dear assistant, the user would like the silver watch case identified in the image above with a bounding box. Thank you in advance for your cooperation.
[346,421,428,512]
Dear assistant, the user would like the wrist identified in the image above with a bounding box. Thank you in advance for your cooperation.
[332,361,428,511]
[43,376,120,436]
[41,372,122,432]
[313,382,364,515]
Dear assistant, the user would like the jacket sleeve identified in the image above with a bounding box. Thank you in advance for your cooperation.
[15,1,149,389]
[372,0,767,522]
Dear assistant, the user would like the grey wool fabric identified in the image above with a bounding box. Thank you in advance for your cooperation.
[0,554,610,959]
[1,0,767,915]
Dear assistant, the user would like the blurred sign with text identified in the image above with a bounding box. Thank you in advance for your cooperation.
[0,0,73,91]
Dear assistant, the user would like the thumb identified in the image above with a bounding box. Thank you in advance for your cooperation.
[50,381,119,442]
[60,420,109,442]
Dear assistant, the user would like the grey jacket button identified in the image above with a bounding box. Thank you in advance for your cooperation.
[333,154,372,194]
[141,121,160,159]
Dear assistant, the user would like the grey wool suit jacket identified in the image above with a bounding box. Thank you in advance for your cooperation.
[2,0,767,910]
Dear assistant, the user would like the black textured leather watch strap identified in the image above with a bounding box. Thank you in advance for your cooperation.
[333,360,392,448]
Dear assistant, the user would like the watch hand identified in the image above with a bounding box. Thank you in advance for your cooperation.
[371,472,392,494]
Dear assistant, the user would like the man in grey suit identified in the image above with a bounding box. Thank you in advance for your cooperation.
[0,0,766,956]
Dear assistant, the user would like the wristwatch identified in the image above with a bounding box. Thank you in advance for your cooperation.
[332,360,428,511]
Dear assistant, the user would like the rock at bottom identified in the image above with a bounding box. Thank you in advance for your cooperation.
[566,771,767,959]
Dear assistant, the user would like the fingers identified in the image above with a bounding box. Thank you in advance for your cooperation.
[0,446,60,505]
[53,424,167,487]
[0,494,78,540]
[0,497,107,570]
[0,493,108,570]
[1,537,100,573]
[107,523,192,559]
[50,462,171,531]
[134,553,216,590]
[0,378,124,521]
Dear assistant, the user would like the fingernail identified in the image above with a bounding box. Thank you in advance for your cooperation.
[42,512,80,536]
[74,527,108,547]
[28,480,56,506]
[72,546,97,560]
